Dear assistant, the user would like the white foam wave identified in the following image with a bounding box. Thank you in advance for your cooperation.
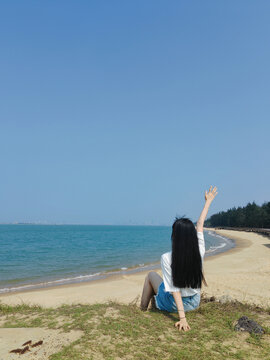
[207,230,233,242]
[0,262,159,294]
[206,242,227,253]
[0,272,102,294]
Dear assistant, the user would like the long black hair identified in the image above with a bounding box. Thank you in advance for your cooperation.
[171,217,207,288]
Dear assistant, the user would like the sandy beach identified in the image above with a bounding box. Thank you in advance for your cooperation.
[1,229,270,309]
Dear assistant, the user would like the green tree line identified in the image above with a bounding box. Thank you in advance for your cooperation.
[205,201,270,228]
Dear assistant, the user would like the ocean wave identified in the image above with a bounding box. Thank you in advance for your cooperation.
[205,242,227,253]
[0,262,157,294]
[206,230,235,255]
[0,272,102,294]
[207,230,233,243]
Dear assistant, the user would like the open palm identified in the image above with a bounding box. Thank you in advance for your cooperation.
[205,186,218,203]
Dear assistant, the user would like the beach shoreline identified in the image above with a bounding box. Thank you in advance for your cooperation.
[0,228,234,295]
[1,229,269,309]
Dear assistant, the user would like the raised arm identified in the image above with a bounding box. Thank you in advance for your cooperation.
[196,186,218,232]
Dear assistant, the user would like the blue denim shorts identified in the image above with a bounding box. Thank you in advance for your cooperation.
[154,282,200,313]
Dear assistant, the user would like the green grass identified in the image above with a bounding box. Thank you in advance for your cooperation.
[1,297,270,360]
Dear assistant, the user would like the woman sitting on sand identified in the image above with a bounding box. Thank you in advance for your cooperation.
[140,186,218,332]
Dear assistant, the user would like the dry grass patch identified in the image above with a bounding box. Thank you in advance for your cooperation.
[0,299,269,359]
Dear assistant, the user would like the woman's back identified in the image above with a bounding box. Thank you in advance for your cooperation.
[161,231,205,296]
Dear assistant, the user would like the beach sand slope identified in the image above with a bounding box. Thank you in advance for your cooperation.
[202,229,270,308]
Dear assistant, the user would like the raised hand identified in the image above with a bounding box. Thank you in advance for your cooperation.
[204,185,218,203]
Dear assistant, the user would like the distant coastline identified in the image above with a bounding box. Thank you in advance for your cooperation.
[207,226,270,238]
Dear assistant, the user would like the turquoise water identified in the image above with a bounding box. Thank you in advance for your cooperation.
[0,225,234,293]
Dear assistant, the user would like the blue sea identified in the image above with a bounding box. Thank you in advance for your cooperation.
[0,225,234,293]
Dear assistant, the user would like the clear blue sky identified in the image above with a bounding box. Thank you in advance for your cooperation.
[0,1,269,225]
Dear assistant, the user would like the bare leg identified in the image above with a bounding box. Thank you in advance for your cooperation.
[140,271,162,311]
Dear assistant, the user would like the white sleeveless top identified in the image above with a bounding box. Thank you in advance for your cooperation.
[160,231,205,297]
